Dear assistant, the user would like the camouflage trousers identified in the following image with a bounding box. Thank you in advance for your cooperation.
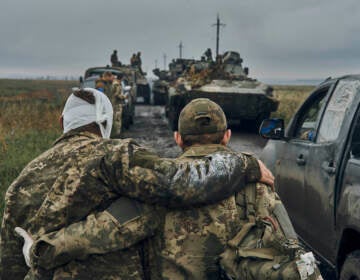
[112,104,123,136]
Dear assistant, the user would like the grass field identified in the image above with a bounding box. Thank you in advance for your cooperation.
[271,85,315,125]
[0,79,77,216]
[0,80,314,219]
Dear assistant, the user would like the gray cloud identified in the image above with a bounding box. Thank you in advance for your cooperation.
[0,0,359,80]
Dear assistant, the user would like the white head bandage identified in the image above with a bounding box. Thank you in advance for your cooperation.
[62,88,113,138]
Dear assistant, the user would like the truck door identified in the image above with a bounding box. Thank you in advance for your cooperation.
[277,86,329,239]
[304,79,358,260]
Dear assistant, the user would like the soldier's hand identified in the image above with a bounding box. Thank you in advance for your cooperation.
[14,227,34,267]
[257,159,275,188]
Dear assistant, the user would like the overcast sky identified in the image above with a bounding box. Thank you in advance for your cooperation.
[1,0,360,81]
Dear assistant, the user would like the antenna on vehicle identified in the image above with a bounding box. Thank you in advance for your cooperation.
[178,41,183,59]
[163,53,167,70]
[212,14,226,57]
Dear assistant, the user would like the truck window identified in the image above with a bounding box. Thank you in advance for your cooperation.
[317,80,358,143]
[294,90,327,141]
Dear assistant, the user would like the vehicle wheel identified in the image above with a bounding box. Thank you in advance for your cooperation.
[340,250,360,280]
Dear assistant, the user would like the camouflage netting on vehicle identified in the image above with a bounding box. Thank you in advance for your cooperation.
[183,58,255,89]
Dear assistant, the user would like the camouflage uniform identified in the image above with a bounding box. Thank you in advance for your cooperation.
[95,78,112,96]
[22,98,263,279]
[1,130,260,280]
[111,79,124,136]
[159,144,247,279]
[22,144,260,280]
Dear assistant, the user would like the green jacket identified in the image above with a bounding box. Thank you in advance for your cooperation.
[1,133,260,280]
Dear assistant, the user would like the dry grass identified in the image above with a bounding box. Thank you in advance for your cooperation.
[0,80,316,219]
[0,79,77,216]
[270,85,315,125]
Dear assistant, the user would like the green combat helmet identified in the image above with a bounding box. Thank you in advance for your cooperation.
[178,98,227,135]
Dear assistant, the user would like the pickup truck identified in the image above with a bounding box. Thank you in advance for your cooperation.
[260,75,360,280]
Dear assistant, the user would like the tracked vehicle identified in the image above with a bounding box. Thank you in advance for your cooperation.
[166,51,278,131]
[152,58,195,105]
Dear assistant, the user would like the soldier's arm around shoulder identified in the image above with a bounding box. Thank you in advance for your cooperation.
[103,140,264,208]
[29,200,162,270]
[240,152,274,188]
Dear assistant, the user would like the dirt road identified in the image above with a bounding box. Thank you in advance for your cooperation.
[120,105,267,158]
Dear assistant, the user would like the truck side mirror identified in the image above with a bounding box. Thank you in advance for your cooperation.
[259,118,285,140]
[79,76,84,84]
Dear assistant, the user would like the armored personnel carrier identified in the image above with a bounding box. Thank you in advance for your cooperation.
[165,51,278,131]
[152,58,195,105]
[81,66,137,134]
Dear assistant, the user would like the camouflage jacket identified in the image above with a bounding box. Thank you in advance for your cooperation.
[27,144,261,280]
[0,132,260,280]
[159,144,244,280]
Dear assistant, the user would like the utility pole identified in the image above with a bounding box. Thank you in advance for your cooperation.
[163,53,167,70]
[155,59,158,69]
[178,41,183,59]
[212,14,225,57]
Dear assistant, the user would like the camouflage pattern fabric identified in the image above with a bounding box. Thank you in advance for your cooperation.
[220,183,322,280]
[159,144,246,280]
[178,98,227,136]
[28,201,163,280]
[1,131,260,279]
[111,79,124,136]
[185,61,229,88]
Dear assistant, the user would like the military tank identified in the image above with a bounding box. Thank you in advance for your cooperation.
[152,58,195,105]
[165,51,279,131]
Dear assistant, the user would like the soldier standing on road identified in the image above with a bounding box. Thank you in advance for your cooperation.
[25,99,322,280]
[13,99,294,280]
[111,74,125,136]
[3,91,274,279]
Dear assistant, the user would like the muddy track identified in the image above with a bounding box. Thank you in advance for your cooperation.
[120,105,267,158]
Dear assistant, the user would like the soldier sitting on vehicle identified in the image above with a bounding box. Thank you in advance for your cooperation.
[130,53,137,66]
[203,48,213,62]
[110,50,122,67]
